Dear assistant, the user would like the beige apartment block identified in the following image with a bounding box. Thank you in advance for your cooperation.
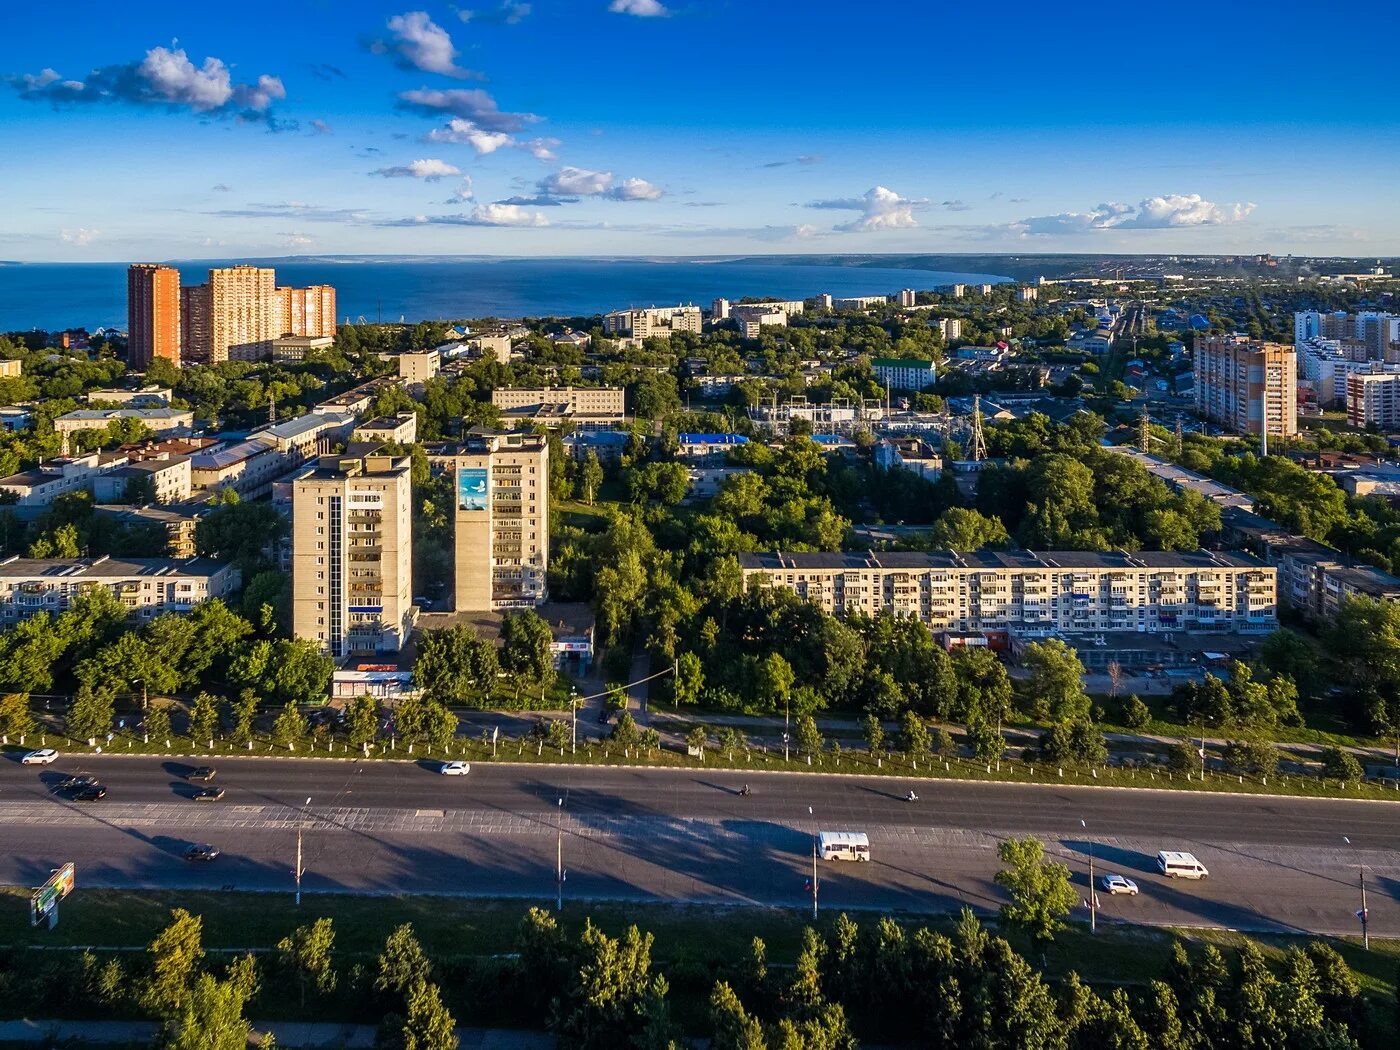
[0,555,239,626]
[1194,336,1298,438]
[1346,370,1400,429]
[292,450,414,659]
[602,306,702,338]
[739,549,1277,635]
[491,386,625,418]
[435,431,549,612]
[398,350,441,386]
[208,265,278,363]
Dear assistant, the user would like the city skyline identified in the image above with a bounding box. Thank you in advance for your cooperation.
[4,0,1398,261]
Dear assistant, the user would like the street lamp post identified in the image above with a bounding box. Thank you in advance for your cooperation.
[569,690,580,755]
[1343,836,1369,950]
[808,806,817,922]
[295,796,311,907]
[556,797,565,912]
[1081,819,1096,934]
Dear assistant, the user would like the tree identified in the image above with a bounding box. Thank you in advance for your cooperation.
[611,710,642,751]
[1321,746,1363,783]
[1039,720,1108,766]
[1222,737,1280,777]
[1120,694,1151,730]
[271,700,307,748]
[898,711,931,762]
[710,981,767,1050]
[551,921,674,1050]
[1022,639,1089,722]
[673,651,704,706]
[965,715,1004,763]
[188,691,221,745]
[795,713,823,757]
[862,712,885,755]
[141,908,205,1018]
[393,978,459,1050]
[376,924,431,999]
[228,690,259,746]
[994,837,1077,942]
[145,703,172,744]
[422,701,459,752]
[277,917,337,1006]
[0,692,35,738]
[501,609,556,686]
[926,507,1011,550]
[347,695,380,749]
[580,450,604,507]
[165,973,251,1050]
[67,684,114,743]
[402,624,500,706]
[755,652,795,717]
[686,725,708,757]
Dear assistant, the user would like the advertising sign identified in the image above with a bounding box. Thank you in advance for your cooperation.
[30,863,75,926]
[457,468,488,511]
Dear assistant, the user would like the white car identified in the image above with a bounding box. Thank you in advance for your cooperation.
[21,749,59,765]
[438,761,471,776]
[1100,874,1139,896]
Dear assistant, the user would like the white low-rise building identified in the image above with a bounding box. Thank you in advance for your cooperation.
[53,408,193,454]
[0,451,128,506]
[0,555,240,625]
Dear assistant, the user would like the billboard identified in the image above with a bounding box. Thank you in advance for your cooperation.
[457,468,488,511]
[30,863,75,926]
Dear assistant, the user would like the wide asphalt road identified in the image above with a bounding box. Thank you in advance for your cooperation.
[2,753,1398,936]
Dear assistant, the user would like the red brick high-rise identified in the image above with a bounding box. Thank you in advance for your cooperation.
[126,264,180,370]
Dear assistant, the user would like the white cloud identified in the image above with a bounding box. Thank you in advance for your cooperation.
[460,2,532,23]
[608,177,663,201]
[60,227,99,246]
[807,185,926,232]
[541,166,614,196]
[445,177,475,203]
[14,47,285,119]
[396,88,539,132]
[372,158,463,181]
[1010,193,1256,236]
[378,11,476,79]
[520,136,560,161]
[471,202,549,226]
[609,0,668,15]
[424,118,513,154]
[282,232,314,248]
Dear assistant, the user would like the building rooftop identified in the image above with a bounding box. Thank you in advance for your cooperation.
[0,555,229,579]
[738,549,1269,572]
[189,440,271,471]
[678,433,749,445]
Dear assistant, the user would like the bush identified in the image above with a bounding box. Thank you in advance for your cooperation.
[1120,694,1151,730]
[1223,738,1280,777]
[1038,720,1107,766]
[1320,746,1363,783]
[1166,739,1199,772]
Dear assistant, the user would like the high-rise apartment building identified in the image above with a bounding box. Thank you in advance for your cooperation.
[1193,336,1298,439]
[180,284,211,364]
[276,284,337,340]
[437,431,549,612]
[126,264,181,370]
[602,305,702,339]
[898,288,917,308]
[292,449,414,659]
[1346,370,1400,429]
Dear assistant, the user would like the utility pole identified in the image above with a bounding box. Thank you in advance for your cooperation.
[1344,836,1369,949]
[570,690,579,755]
[556,797,564,912]
[1082,819,1096,934]
[784,695,790,762]
[809,806,818,922]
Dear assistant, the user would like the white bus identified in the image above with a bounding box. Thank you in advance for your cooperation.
[817,831,871,862]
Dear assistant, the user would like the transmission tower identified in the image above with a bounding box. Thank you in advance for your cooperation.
[1137,403,1152,451]
[268,392,276,425]
[969,394,987,462]
[1173,415,1184,459]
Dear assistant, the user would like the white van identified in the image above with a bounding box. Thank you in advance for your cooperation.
[1157,850,1209,879]
[818,831,871,862]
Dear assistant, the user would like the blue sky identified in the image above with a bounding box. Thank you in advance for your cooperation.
[3,0,1398,261]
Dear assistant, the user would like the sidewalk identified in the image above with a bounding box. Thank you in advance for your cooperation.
[0,1019,554,1048]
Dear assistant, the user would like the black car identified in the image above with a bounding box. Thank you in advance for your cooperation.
[187,767,217,782]
[73,784,107,801]
[191,787,225,802]
[56,774,98,792]
[183,843,220,862]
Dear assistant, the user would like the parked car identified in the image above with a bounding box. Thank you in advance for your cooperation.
[183,844,220,862]
[438,761,470,776]
[192,787,225,802]
[187,767,217,782]
[1100,874,1139,896]
[73,784,107,801]
[21,749,59,765]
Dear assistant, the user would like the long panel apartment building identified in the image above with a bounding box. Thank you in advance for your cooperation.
[602,306,702,339]
[738,550,1277,635]
[434,431,549,612]
[0,556,239,625]
[292,450,414,659]
[490,386,626,426]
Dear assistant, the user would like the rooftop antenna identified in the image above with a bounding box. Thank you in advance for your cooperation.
[969,394,987,462]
